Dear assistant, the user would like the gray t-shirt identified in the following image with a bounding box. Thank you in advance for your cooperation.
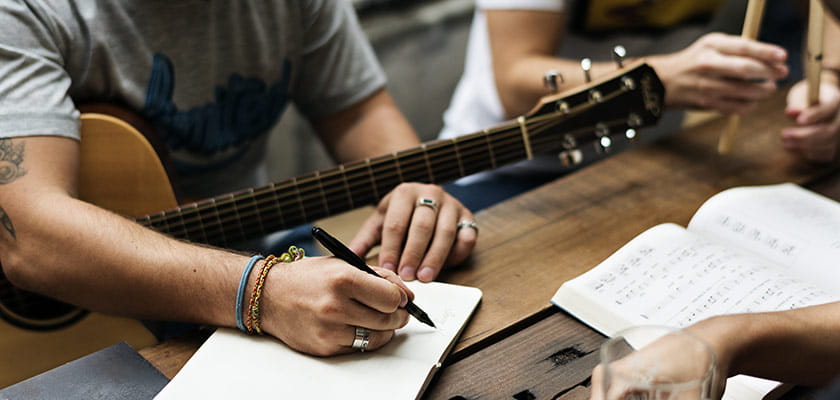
[0,0,386,198]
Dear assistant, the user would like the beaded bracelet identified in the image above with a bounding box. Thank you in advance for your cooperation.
[236,255,264,333]
[246,246,305,335]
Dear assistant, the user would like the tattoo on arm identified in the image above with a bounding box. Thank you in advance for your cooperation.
[0,206,15,239]
[0,138,26,184]
[0,139,26,239]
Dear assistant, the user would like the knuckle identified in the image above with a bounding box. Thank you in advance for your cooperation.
[316,296,345,317]
[330,269,356,288]
[383,220,404,236]
[438,225,457,239]
[413,218,435,234]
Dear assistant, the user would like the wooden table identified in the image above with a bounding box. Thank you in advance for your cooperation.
[140,91,839,399]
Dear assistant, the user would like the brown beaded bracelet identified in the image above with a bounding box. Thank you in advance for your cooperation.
[245,246,305,335]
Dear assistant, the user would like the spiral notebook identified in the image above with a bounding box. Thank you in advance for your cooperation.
[155,281,482,399]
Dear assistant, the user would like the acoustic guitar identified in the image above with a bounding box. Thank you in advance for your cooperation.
[0,61,664,385]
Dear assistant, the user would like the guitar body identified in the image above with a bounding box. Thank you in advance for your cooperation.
[0,113,163,388]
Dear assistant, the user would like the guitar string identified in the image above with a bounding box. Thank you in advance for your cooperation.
[143,86,633,239]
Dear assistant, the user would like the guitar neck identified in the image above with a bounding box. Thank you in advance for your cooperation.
[136,124,540,247]
[136,62,664,248]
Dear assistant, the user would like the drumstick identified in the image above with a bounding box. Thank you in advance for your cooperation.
[717,0,767,154]
[806,0,825,106]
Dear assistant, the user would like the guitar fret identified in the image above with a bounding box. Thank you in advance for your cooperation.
[420,144,435,184]
[183,203,209,243]
[169,205,189,240]
[208,198,229,247]
[517,116,534,160]
[392,153,404,182]
[318,169,352,214]
[397,150,431,183]
[450,138,466,178]
[483,129,498,170]
[290,177,308,224]
[268,182,287,230]
[245,188,267,236]
[424,142,461,183]
[364,159,380,202]
[456,134,496,177]
[223,194,248,244]
[339,165,355,209]
[314,171,330,216]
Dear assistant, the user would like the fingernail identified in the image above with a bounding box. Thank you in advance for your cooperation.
[383,262,396,272]
[400,293,408,308]
[417,267,435,282]
[399,266,416,281]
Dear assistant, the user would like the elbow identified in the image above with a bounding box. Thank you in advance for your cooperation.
[0,245,34,292]
[494,71,535,118]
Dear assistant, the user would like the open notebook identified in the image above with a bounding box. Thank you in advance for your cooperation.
[551,183,840,400]
[155,281,482,399]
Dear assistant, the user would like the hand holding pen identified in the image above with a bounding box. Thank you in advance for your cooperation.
[252,241,415,356]
[312,226,436,329]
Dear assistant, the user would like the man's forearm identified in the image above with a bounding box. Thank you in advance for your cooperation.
[692,302,840,386]
[1,190,245,328]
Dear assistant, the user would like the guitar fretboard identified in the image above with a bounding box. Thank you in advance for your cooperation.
[136,124,538,247]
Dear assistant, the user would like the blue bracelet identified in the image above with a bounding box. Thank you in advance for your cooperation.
[236,255,264,333]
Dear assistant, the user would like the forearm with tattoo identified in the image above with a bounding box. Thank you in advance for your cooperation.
[0,138,26,239]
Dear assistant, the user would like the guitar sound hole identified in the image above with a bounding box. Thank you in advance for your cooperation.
[0,268,87,331]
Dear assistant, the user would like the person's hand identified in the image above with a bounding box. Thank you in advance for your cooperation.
[349,183,477,282]
[590,330,728,400]
[782,75,840,162]
[647,33,788,114]
[260,257,413,356]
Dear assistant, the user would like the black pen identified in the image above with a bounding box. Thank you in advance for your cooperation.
[311,226,436,328]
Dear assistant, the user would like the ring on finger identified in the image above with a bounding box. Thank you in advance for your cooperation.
[416,197,438,213]
[351,326,371,352]
[456,220,479,234]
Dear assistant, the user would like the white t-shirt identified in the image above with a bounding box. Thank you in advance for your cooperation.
[440,0,565,141]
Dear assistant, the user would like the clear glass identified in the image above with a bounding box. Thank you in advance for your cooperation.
[599,325,717,400]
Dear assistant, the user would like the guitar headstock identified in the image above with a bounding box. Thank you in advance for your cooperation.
[523,60,665,166]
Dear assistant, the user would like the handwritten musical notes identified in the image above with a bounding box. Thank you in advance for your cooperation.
[579,225,835,329]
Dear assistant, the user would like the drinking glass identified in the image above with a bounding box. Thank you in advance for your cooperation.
[598,325,717,400]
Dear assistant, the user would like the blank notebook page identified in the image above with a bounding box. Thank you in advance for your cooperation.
[155,281,482,400]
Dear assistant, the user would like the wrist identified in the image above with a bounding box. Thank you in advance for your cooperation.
[686,315,749,378]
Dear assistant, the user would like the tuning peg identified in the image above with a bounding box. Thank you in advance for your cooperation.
[559,134,583,167]
[543,69,563,94]
[581,58,592,83]
[612,45,627,68]
[594,123,612,153]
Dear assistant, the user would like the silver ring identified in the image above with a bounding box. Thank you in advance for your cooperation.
[351,326,371,352]
[416,198,438,213]
[456,220,479,234]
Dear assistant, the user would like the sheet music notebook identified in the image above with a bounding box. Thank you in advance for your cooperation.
[551,183,840,400]
[155,281,482,399]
